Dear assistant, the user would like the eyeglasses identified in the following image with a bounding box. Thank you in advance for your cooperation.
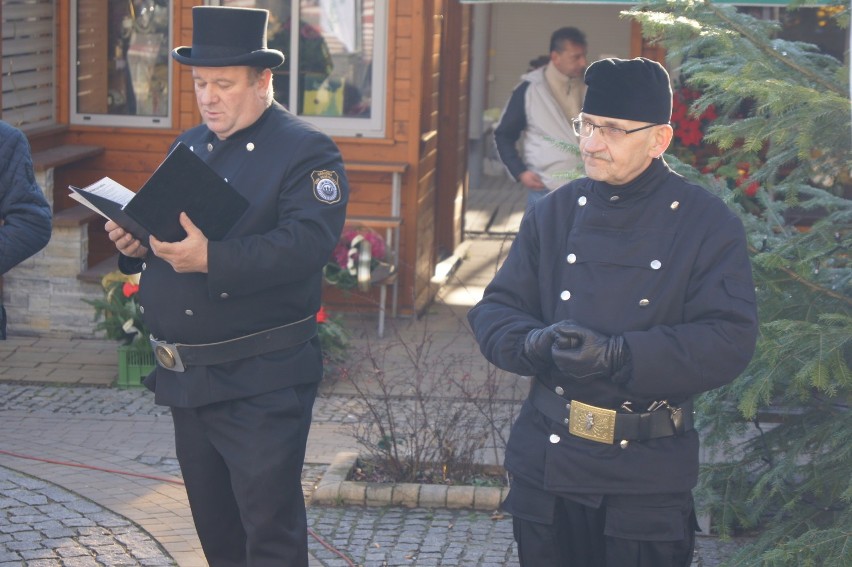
[572,118,663,140]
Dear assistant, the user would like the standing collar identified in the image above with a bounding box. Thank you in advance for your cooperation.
[590,158,670,205]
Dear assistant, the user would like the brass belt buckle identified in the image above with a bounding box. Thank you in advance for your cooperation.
[150,337,186,372]
[569,400,616,444]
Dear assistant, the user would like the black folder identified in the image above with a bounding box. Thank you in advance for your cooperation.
[70,143,249,243]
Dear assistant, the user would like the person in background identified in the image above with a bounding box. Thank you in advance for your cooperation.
[527,54,551,71]
[469,57,758,566]
[0,121,52,339]
[104,6,348,565]
[494,27,588,209]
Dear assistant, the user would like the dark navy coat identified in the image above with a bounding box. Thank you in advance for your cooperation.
[0,121,51,275]
[468,158,757,499]
[121,103,348,408]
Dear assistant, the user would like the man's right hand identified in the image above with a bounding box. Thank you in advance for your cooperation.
[519,170,546,190]
[106,220,148,258]
[523,321,580,368]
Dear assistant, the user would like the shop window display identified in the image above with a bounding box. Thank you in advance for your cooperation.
[73,0,171,126]
[223,0,385,136]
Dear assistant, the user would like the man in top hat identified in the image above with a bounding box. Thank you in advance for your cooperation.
[105,6,348,565]
[468,57,758,566]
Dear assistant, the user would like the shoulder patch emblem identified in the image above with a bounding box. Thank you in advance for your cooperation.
[311,170,341,204]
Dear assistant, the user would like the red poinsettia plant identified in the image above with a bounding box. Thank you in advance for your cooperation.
[668,86,763,207]
[668,86,718,169]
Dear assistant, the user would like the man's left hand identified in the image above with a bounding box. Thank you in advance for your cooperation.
[149,212,209,273]
[551,322,626,383]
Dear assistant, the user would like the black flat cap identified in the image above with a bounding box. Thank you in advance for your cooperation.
[581,57,672,124]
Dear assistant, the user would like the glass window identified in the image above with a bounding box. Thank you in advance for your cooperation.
[220,0,387,138]
[71,0,172,127]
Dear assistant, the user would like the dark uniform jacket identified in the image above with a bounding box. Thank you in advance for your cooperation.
[468,158,757,507]
[120,103,348,408]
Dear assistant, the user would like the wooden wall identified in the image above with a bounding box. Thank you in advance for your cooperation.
[27,0,472,319]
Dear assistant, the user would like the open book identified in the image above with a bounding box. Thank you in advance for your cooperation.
[69,142,249,243]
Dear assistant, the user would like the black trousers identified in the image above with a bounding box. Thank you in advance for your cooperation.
[171,382,318,567]
[512,492,697,567]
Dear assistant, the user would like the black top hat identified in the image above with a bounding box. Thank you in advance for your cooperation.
[171,6,285,69]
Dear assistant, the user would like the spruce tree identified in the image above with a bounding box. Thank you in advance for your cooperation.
[627,2,850,565]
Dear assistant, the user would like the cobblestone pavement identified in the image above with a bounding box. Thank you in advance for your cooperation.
[307,507,515,567]
[0,383,745,566]
[0,466,175,567]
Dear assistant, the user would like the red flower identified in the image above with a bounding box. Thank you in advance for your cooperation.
[735,164,760,197]
[316,306,328,324]
[700,105,717,122]
[743,182,759,197]
[671,88,716,149]
[122,282,139,298]
[676,120,703,147]
[671,101,688,123]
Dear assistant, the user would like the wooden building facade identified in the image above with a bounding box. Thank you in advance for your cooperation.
[1,0,472,337]
[7,0,836,338]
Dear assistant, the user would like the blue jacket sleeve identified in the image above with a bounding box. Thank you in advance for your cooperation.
[493,82,530,182]
[0,124,52,275]
[468,210,548,376]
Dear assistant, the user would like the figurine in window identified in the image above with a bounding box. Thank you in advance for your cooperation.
[126,0,170,116]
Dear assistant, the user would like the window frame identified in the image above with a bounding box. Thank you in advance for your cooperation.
[69,0,174,128]
[215,0,388,138]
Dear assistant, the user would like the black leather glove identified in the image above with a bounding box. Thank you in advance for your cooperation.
[523,321,582,368]
[550,322,626,383]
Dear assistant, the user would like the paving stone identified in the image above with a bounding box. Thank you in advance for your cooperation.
[0,248,747,567]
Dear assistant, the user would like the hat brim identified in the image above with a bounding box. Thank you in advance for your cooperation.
[171,46,285,69]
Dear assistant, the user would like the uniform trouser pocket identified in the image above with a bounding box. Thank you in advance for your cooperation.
[603,492,697,567]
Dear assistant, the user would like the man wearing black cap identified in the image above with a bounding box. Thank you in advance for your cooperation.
[105,6,348,565]
[469,57,758,566]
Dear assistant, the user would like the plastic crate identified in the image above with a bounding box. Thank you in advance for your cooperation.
[116,345,155,389]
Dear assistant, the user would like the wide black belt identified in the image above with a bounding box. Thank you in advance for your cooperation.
[150,315,317,372]
[529,379,693,445]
